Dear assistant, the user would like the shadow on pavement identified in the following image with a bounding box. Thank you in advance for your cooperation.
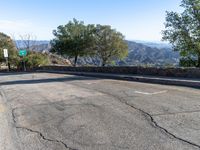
[0,76,98,86]
[0,72,39,77]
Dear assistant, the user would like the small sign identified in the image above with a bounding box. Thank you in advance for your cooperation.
[3,49,8,58]
[19,49,27,56]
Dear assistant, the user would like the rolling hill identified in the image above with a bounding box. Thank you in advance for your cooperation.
[117,41,179,66]
[15,40,179,66]
[77,41,179,66]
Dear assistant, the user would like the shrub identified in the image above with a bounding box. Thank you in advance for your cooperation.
[24,51,49,69]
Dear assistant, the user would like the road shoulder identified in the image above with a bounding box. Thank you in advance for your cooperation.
[0,88,20,150]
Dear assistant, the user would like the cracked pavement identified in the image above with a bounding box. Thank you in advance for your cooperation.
[0,72,200,150]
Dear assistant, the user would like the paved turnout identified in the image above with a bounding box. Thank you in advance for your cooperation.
[0,72,200,150]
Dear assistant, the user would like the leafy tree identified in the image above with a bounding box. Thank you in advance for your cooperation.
[0,32,50,70]
[51,19,96,66]
[0,32,19,68]
[162,0,200,67]
[95,25,128,66]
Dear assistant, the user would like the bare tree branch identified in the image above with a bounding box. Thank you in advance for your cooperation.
[19,34,37,51]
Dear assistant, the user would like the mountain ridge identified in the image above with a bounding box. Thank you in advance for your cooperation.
[14,40,179,66]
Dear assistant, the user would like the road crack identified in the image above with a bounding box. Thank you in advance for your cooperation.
[12,108,78,150]
[108,91,200,149]
[72,83,200,149]
[121,100,200,149]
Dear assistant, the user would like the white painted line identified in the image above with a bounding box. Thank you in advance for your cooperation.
[86,82,98,85]
[86,83,93,85]
[134,90,167,95]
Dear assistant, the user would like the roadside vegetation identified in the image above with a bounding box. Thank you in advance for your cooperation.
[0,32,19,69]
[50,18,128,67]
[0,32,50,70]
[162,0,200,67]
[1,0,200,69]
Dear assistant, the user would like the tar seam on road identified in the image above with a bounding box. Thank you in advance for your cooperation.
[11,108,78,150]
[72,83,200,149]
[108,91,200,149]
[1,77,200,150]
[0,87,22,150]
[0,82,78,150]
[0,85,78,150]
[152,109,200,117]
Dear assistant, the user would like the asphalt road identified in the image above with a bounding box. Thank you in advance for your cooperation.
[0,72,200,150]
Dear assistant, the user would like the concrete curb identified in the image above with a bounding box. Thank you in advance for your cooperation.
[37,70,200,88]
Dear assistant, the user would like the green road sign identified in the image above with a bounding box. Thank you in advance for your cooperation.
[19,49,27,56]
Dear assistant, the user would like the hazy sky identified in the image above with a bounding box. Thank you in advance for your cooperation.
[0,0,182,41]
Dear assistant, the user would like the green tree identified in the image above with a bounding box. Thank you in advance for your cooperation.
[162,0,200,67]
[95,25,128,66]
[0,32,19,68]
[51,19,96,66]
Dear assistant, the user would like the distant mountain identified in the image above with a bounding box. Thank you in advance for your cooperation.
[133,40,172,49]
[15,40,50,51]
[117,41,179,67]
[15,40,179,67]
[78,41,179,67]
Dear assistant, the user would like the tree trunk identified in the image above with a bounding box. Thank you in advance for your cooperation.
[101,58,106,67]
[197,53,200,68]
[74,55,78,67]
[8,62,11,71]
[101,60,106,67]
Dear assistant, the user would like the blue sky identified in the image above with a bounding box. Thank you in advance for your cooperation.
[0,0,181,41]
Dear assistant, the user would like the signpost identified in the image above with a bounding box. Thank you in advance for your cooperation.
[3,49,9,72]
[19,49,27,71]
[19,49,27,57]
[3,49,8,58]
